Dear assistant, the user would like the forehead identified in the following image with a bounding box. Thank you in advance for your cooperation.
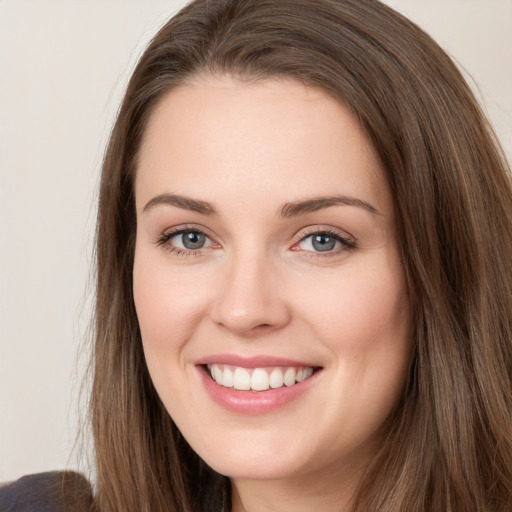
[135,75,391,216]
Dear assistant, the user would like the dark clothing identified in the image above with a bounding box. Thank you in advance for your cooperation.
[0,471,93,512]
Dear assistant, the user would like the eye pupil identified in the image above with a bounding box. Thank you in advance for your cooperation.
[312,234,336,252]
[182,231,206,249]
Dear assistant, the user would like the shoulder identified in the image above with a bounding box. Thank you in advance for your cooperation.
[0,471,94,512]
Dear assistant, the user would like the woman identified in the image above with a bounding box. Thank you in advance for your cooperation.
[3,0,511,510]
[92,0,512,510]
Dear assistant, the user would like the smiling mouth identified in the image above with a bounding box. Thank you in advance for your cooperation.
[205,364,319,392]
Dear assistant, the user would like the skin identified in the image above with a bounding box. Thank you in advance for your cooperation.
[133,75,411,511]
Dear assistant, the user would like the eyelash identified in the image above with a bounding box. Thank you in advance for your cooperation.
[155,226,357,257]
[155,226,214,257]
[293,227,356,258]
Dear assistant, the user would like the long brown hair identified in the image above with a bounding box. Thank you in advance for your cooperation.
[91,0,512,510]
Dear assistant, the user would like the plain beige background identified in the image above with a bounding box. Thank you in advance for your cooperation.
[0,0,511,482]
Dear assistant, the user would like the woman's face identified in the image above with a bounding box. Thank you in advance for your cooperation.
[133,76,411,483]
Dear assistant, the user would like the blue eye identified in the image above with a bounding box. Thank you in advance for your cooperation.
[155,228,215,254]
[296,230,355,254]
[169,230,212,250]
[173,231,206,249]
[299,233,341,252]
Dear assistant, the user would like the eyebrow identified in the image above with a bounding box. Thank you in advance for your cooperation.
[279,195,381,217]
[142,193,380,217]
[142,194,218,215]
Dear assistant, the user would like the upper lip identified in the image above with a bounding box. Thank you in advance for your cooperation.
[195,353,321,369]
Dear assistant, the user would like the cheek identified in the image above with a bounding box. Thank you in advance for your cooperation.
[298,263,409,351]
[132,252,212,361]
[132,254,212,418]
[297,263,411,444]
[296,254,411,424]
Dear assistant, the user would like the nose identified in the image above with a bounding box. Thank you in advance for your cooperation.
[210,251,291,336]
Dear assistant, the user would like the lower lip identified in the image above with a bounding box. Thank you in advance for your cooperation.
[197,366,321,415]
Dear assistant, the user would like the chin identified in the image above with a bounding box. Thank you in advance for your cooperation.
[186,431,317,481]
[206,453,306,481]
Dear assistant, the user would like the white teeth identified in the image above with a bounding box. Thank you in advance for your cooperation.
[233,367,251,390]
[208,364,315,392]
[223,367,234,387]
[251,368,270,391]
[269,368,284,388]
[283,367,296,387]
[296,367,313,382]
[212,365,223,385]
